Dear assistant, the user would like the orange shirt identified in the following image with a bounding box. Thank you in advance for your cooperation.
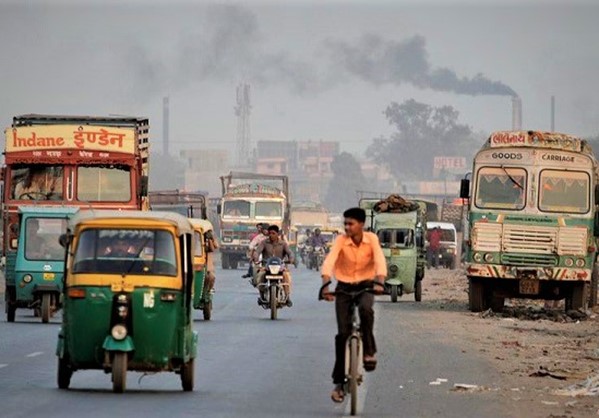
[321,232,387,284]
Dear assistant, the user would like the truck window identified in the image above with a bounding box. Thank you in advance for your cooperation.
[539,170,589,214]
[73,229,177,276]
[255,202,282,218]
[25,218,67,261]
[11,165,63,201]
[77,166,131,202]
[223,200,250,218]
[475,167,526,210]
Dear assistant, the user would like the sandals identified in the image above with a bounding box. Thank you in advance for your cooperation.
[331,385,345,403]
[364,356,377,372]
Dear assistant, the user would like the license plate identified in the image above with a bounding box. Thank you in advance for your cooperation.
[43,273,55,280]
[519,279,540,295]
[391,248,401,256]
[265,275,282,280]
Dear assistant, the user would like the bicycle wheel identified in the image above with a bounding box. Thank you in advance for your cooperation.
[349,337,359,415]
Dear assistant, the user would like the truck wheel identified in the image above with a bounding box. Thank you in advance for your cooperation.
[112,352,127,393]
[390,285,398,303]
[181,358,194,392]
[230,259,238,270]
[490,295,505,313]
[57,358,72,389]
[41,294,51,324]
[468,278,486,312]
[566,283,587,312]
[221,255,229,270]
[590,265,598,307]
[6,287,16,323]
[414,280,422,302]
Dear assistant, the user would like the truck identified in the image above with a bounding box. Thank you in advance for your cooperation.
[218,172,290,269]
[461,130,599,312]
[149,190,208,219]
[290,203,329,230]
[2,114,149,319]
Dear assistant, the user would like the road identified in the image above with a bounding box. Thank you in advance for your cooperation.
[0,266,511,418]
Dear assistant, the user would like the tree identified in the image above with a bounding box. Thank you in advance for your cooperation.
[324,152,366,212]
[367,99,475,180]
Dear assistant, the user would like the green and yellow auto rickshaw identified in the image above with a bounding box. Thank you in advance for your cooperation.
[373,202,427,303]
[7,206,79,323]
[189,218,215,321]
[56,210,197,393]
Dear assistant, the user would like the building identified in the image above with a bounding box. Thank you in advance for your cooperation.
[180,149,230,197]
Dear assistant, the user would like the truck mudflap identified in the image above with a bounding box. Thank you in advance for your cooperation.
[466,263,591,281]
[102,336,135,352]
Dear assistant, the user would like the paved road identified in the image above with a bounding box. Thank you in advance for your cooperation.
[0,266,509,418]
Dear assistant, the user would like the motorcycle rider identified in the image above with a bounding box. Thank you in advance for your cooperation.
[308,228,328,248]
[242,223,268,279]
[253,225,295,306]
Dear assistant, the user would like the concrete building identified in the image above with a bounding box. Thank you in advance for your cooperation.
[180,149,230,197]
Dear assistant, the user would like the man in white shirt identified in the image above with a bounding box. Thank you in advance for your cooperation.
[242,224,269,279]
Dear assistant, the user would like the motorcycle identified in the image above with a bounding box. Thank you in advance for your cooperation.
[308,246,326,270]
[257,257,291,320]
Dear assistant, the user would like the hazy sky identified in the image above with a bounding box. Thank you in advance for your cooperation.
[1,0,598,156]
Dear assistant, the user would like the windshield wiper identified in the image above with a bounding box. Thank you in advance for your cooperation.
[501,165,523,190]
[122,237,152,278]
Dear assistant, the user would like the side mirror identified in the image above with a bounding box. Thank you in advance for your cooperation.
[139,176,149,197]
[460,178,470,199]
[59,234,70,248]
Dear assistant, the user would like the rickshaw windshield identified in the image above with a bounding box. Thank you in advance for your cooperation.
[72,229,177,276]
[377,228,414,249]
[25,218,67,261]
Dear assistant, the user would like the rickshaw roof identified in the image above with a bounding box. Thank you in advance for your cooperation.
[188,218,214,233]
[18,206,80,216]
[68,210,193,235]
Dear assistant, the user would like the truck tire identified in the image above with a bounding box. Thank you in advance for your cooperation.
[590,265,598,307]
[221,254,229,270]
[468,278,487,312]
[566,283,587,312]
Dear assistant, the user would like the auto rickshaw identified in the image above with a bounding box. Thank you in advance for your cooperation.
[56,210,197,393]
[189,218,215,320]
[7,207,79,323]
[373,202,427,302]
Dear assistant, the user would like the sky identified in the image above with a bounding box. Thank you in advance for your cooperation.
[0,0,598,157]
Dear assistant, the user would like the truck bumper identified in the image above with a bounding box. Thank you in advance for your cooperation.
[466,263,591,281]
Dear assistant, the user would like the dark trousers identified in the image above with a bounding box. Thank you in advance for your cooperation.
[332,281,376,384]
[427,248,440,268]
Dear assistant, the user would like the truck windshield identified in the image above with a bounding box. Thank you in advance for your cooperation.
[25,218,67,261]
[77,166,131,202]
[10,165,63,201]
[223,200,250,218]
[539,170,589,214]
[377,228,414,248]
[72,229,177,276]
[475,167,526,210]
[255,202,282,218]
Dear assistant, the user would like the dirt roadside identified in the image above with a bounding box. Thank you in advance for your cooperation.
[419,268,599,418]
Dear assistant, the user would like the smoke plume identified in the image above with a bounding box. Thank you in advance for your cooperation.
[326,34,516,96]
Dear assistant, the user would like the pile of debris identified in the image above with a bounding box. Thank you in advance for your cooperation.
[479,306,591,323]
[373,194,420,213]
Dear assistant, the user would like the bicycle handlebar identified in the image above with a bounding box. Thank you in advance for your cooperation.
[318,281,385,300]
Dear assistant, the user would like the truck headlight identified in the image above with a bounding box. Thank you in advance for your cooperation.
[473,253,483,262]
[576,258,586,268]
[484,253,494,263]
[111,325,127,341]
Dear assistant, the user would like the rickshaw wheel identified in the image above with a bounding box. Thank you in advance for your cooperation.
[390,285,398,303]
[112,352,127,393]
[6,287,16,323]
[181,359,194,392]
[7,305,16,323]
[203,302,212,321]
[57,358,72,389]
[41,294,51,324]
[414,281,422,302]
[270,286,278,320]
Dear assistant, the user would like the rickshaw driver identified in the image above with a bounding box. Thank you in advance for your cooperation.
[25,219,45,259]
[321,207,387,404]
[105,235,136,258]
[253,225,295,306]
[203,229,219,294]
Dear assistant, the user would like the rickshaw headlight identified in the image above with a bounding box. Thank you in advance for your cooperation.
[111,325,128,341]
[22,274,33,284]
[389,264,399,275]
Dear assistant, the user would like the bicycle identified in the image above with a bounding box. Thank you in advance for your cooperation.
[318,281,383,416]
